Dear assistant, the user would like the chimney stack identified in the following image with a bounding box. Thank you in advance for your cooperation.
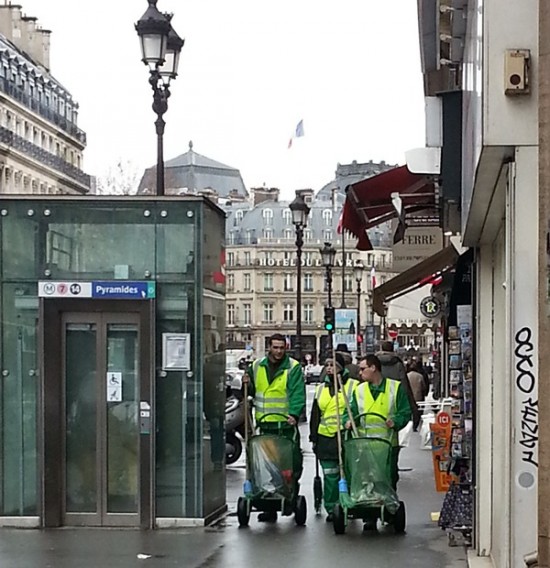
[0,5,52,70]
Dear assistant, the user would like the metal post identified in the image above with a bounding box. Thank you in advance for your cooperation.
[295,225,304,365]
[150,70,170,196]
[340,233,346,307]
[326,265,333,355]
[356,280,362,355]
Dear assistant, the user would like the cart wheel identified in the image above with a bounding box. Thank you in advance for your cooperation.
[313,476,323,514]
[393,501,406,534]
[237,497,250,527]
[294,495,307,526]
[333,504,346,534]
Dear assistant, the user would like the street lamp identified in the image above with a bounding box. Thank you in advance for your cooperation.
[289,192,311,365]
[136,0,184,196]
[320,242,337,307]
[353,262,364,355]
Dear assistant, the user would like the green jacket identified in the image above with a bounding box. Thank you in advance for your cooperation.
[246,354,306,421]
[349,377,411,432]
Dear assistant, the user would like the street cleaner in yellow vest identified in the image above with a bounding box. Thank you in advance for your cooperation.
[348,354,411,531]
[309,353,359,522]
[243,333,306,522]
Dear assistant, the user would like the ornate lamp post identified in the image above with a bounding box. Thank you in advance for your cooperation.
[320,242,337,307]
[353,262,365,355]
[136,0,184,196]
[289,193,311,365]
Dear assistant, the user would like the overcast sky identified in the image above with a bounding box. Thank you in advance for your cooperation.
[18,1,426,198]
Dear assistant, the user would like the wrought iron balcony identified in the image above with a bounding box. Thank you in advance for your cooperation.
[0,77,87,145]
[0,126,91,188]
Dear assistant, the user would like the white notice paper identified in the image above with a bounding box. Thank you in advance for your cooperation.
[162,333,191,370]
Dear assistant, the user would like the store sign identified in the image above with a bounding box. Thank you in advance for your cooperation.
[39,281,156,300]
[392,225,443,272]
[419,296,442,318]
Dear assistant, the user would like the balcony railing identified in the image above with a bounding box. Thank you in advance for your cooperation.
[0,126,91,188]
[0,77,87,145]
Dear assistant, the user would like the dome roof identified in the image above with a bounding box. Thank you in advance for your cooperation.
[137,141,248,198]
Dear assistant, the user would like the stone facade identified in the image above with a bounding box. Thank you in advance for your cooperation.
[0,4,89,195]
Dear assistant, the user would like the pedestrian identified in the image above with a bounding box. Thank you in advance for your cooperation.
[376,341,420,429]
[309,353,359,522]
[335,343,360,379]
[243,333,306,522]
[407,361,429,431]
[348,354,412,531]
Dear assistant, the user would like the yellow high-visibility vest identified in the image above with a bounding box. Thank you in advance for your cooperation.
[253,358,299,423]
[355,379,400,445]
[315,379,357,437]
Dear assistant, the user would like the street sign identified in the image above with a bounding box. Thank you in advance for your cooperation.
[39,281,156,300]
[91,281,156,299]
[388,329,399,339]
[38,281,92,298]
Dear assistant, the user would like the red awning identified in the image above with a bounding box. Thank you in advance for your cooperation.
[341,165,436,250]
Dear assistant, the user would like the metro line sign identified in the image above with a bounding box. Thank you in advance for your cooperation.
[38,281,156,300]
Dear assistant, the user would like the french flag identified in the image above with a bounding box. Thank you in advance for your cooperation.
[370,266,376,289]
[288,119,304,148]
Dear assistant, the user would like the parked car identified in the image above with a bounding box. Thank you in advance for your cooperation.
[305,364,323,384]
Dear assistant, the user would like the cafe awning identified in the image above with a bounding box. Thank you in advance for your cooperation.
[372,243,461,316]
[342,165,437,250]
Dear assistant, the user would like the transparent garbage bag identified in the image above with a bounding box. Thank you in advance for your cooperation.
[249,434,294,499]
[344,437,400,514]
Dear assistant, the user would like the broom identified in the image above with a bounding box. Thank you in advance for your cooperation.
[312,378,323,514]
[332,342,355,509]
[242,378,253,496]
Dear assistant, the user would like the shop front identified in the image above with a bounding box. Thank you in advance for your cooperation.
[0,196,226,528]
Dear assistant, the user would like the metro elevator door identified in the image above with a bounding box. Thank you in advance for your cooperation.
[62,312,140,527]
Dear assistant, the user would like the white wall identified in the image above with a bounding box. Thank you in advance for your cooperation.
[484,0,538,147]
[475,243,494,556]
[490,225,510,568]
[509,147,538,567]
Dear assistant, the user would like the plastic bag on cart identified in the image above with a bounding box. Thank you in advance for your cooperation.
[398,421,413,447]
[249,434,294,499]
[344,437,400,514]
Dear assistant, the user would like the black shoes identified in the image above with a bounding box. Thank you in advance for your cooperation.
[326,513,333,522]
[258,511,277,522]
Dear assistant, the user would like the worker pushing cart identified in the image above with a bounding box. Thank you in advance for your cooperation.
[338,354,411,533]
[309,353,358,520]
[238,333,306,526]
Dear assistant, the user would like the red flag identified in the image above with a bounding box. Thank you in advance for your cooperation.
[336,211,344,234]
[213,250,226,284]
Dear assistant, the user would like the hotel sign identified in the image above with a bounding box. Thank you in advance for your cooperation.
[392,226,443,272]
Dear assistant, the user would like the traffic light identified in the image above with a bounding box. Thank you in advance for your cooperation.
[324,307,335,332]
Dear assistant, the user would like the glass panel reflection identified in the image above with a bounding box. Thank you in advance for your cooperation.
[106,324,139,513]
[65,324,97,513]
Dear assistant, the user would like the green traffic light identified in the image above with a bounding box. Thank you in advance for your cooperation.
[325,323,333,331]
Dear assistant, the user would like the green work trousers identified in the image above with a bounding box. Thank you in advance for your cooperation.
[320,459,340,514]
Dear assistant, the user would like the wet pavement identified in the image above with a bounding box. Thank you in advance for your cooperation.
[0,386,469,568]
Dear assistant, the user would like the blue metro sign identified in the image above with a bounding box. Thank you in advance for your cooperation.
[91,281,156,300]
